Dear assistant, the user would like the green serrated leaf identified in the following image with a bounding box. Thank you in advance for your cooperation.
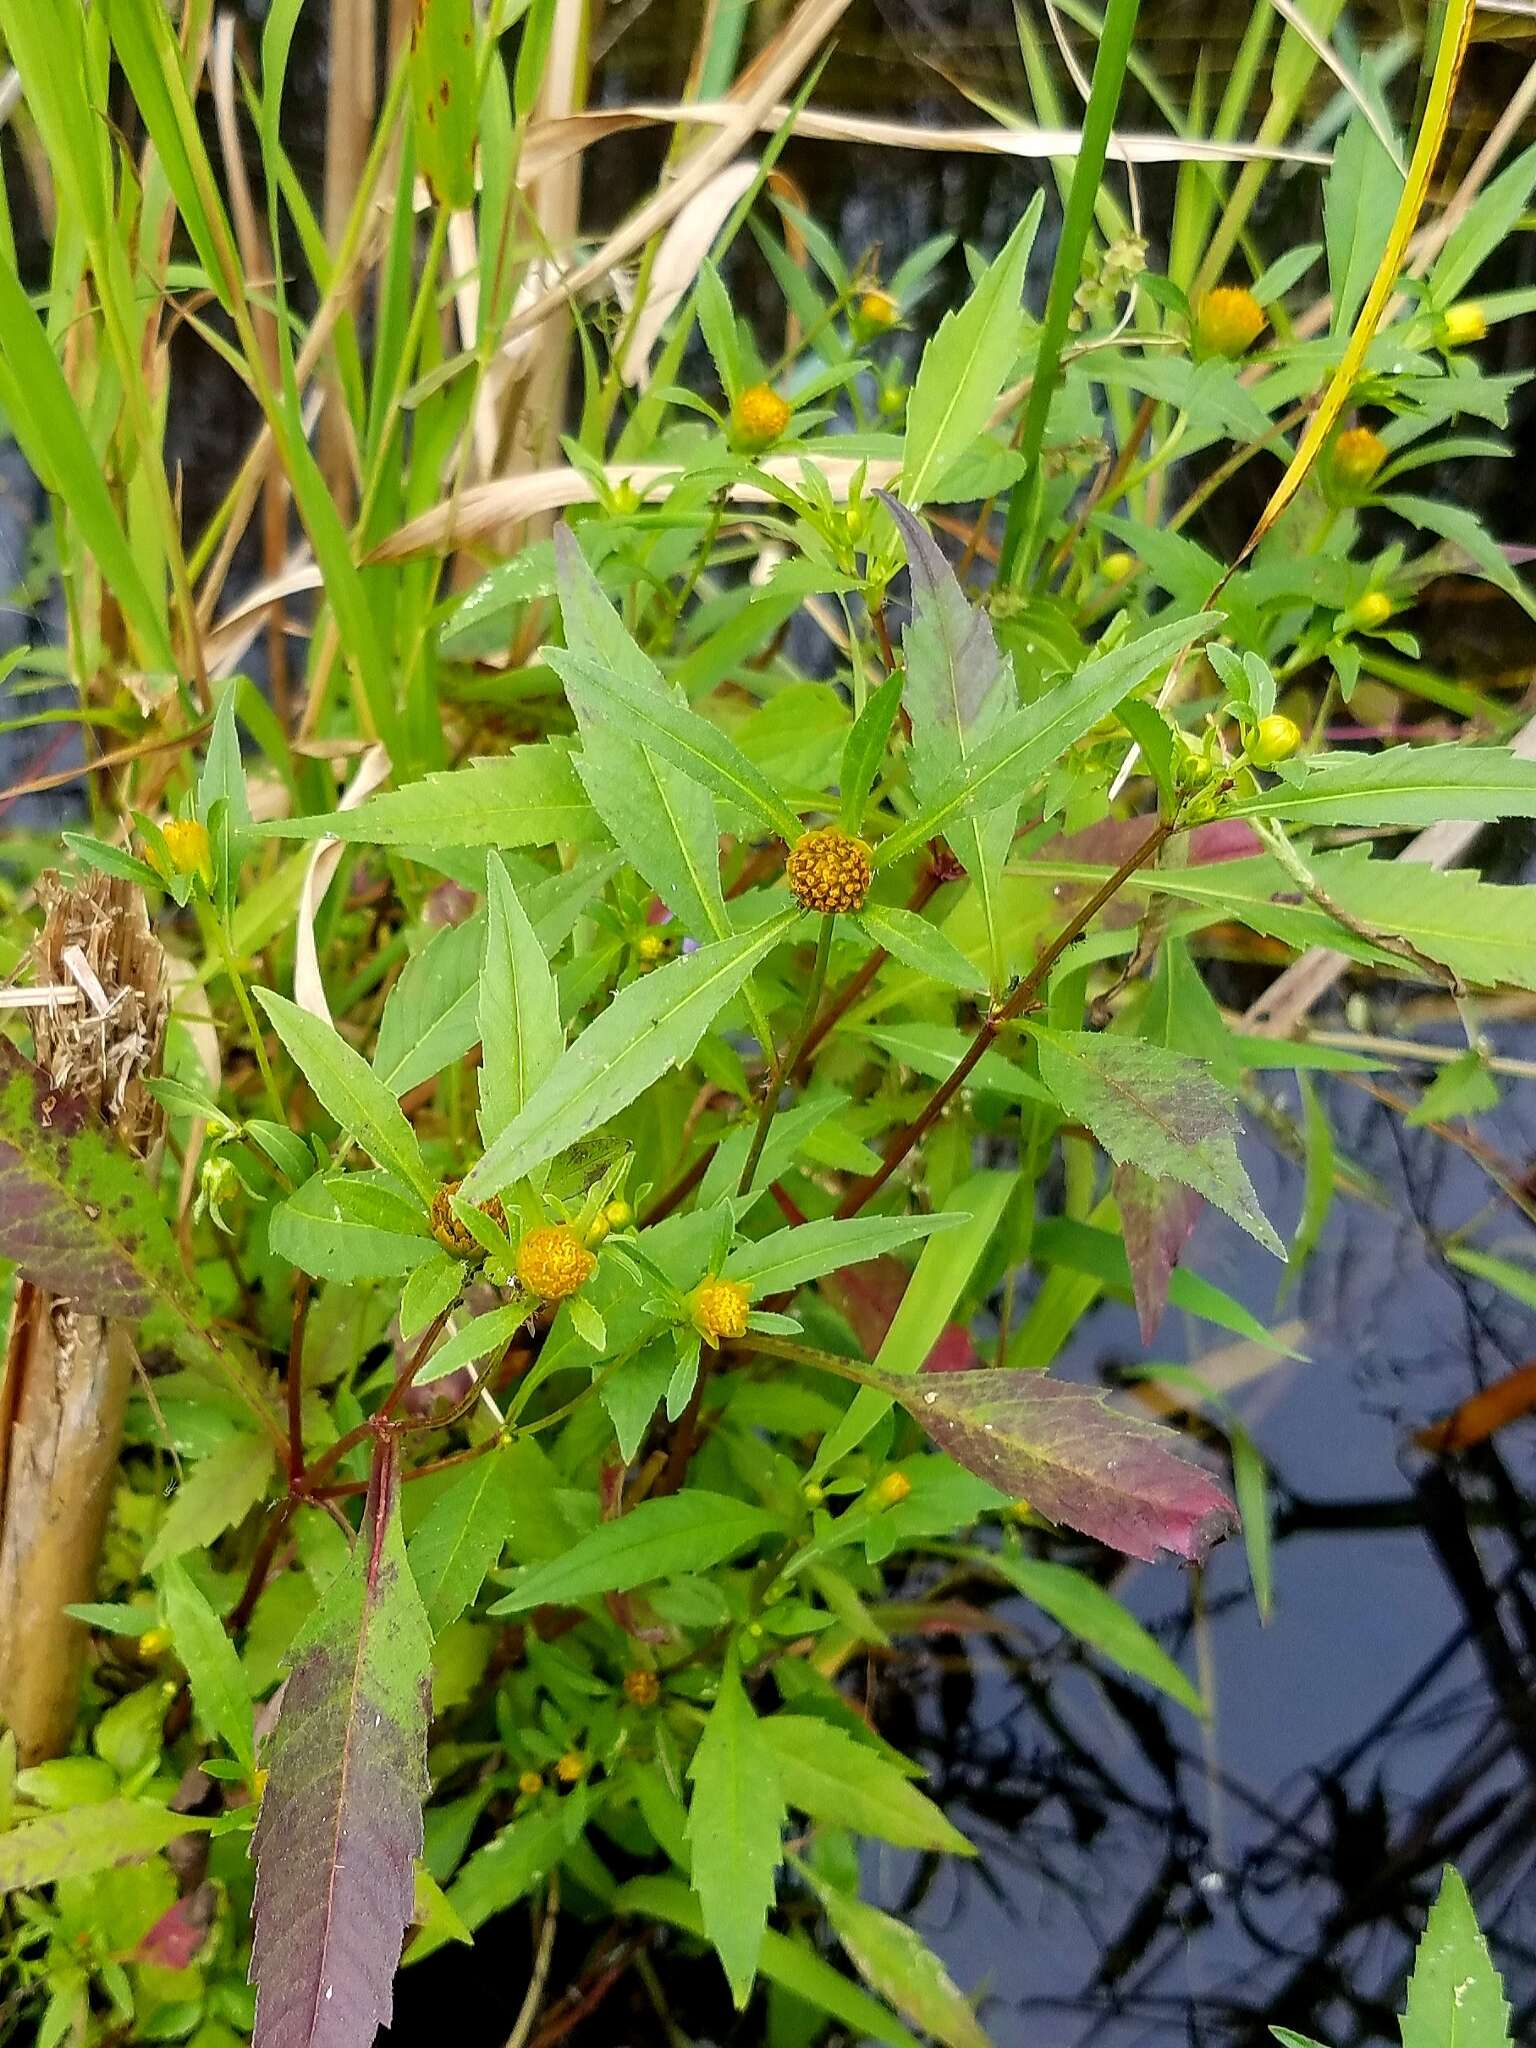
[145,1432,274,1571]
[479,854,562,1144]
[1401,1866,1511,2048]
[463,911,798,1199]
[259,991,431,1198]
[687,1654,783,2008]
[762,1715,970,1853]
[160,1561,255,1776]
[489,1492,779,1614]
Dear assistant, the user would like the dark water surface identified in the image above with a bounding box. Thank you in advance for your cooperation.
[874,1044,1536,2046]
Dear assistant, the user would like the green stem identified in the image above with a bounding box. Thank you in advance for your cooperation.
[997,0,1144,586]
[197,899,286,1123]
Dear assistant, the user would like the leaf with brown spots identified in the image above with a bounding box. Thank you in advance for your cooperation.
[0,1034,183,1315]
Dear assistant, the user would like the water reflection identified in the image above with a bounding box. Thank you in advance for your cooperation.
[868,1037,1536,2045]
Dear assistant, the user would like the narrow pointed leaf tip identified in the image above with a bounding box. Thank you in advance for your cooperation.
[249,1478,431,2048]
[885,1368,1238,1565]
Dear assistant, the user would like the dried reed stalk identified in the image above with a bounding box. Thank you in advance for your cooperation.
[0,876,167,1763]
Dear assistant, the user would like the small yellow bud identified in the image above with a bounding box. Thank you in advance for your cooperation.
[1438,301,1486,348]
[786,824,873,915]
[856,287,899,331]
[1102,551,1136,583]
[517,1770,544,1798]
[151,818,213,886]
[623,1669,660,1708]
[691,1276,751,1348]
[731,383,792,450]
[603,1200,632,1230]
[137,1627,171,1659]
[872,1470,912,1507]
[1354,592,1393,630]
[1330,426,1387,493]
[585,1213,611,1248]
[555,1750,586,1784]
[1194,286,1266,359]
[1250,714,1302,766]
[802,1480,826,1507]
[429,1179,506,1261]
[516,1224,596,1302]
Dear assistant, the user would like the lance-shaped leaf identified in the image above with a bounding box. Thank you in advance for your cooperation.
[489,1492,779,1615]
[1230,742,1536,827]
[1113,1164,1204,1343]
[856,1367,1237,1565]
[257,992,431,1202]
[1401,1865,1511,2048]
[249,1475,431,2048]
[879,611,1216,866]
[462,910,798,1199]
[479,855,562,1144]
[0,1802,207,1895]
[1034,1029,1282,1257]
[885,496,1016,986]
[801,1866,988,2048]
[263,750,601,850]
[555,525,735,941]
[688,1653,784,2008]
[723,1211,964,1296]
[0,1034,185,1315]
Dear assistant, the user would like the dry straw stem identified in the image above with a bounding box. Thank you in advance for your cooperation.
[0,876,167,1764]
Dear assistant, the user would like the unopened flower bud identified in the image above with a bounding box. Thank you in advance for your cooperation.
[1195,286,1265,359]
[1250,713,1302,766]
[731,383,792,450]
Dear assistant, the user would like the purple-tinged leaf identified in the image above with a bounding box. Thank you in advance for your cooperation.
[871,1367,1237,1565]
[1033,1028,1283,1258]
[0,1034,183,1314]
[250,1460,431,2048]
[1114,1165,1203,1343]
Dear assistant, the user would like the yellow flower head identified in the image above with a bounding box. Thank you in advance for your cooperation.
[857,287,899,332]
[1250,713,1302,767]
[786,825,873,915]
[515,1223,596,1302]
[1330,426,1387,493]
[517,1770,544,1798]
[691,1276,751,1348]
[555,1750,587,1784]
[154,817,213,886]
[872,1469,913,1507]
[623,1668,661,1708]
[1355,592,1393,630]
[430,1179,506,1261]
[1439,301,1486,348]
[731,383,792,450]
[1195,286,1266,359]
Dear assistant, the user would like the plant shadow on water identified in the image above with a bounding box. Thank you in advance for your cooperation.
[856,1033,1536,2048]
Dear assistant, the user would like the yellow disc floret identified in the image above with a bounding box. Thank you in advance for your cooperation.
[691,1276,751,1348]
[515,1223,596,1302]
[623,1669,661,1708]
[1195,286,1266,359]
[430,1179,506,1260]
[786,825,873,915]
[555,1751,587,1784]
[1439,301,1486,348]
[1250,714,1302,767]
[731,383,792,449]
[1330,426,1387,492]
